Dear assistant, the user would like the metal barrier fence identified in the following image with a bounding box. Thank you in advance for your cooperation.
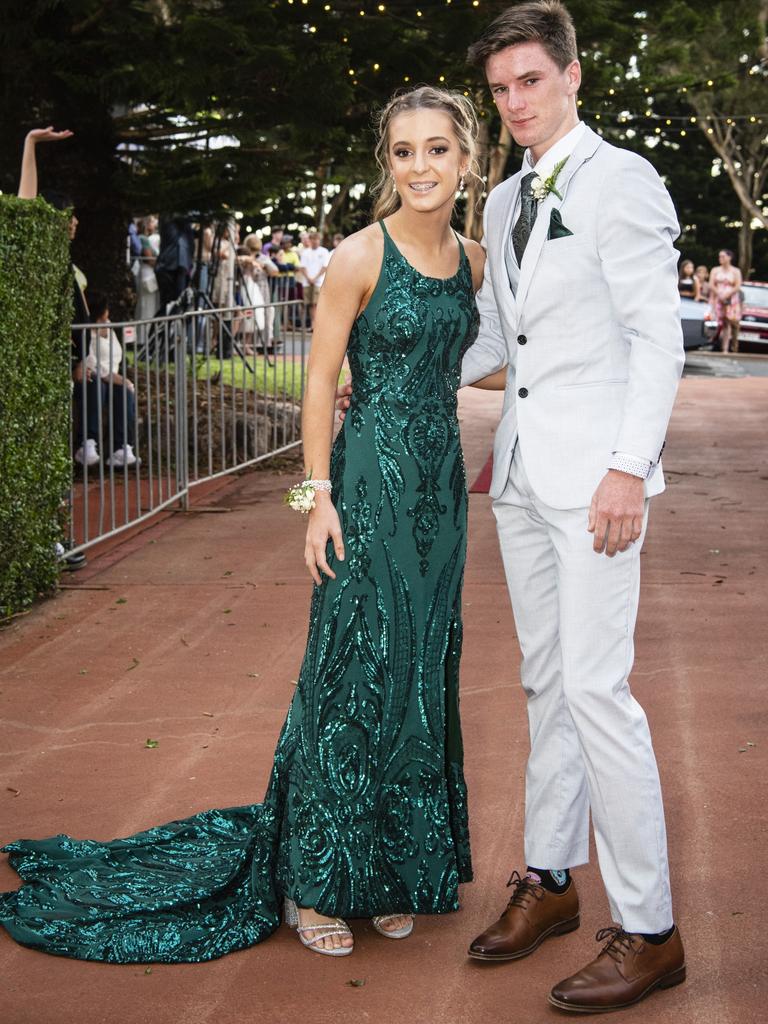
[65,287,307,556]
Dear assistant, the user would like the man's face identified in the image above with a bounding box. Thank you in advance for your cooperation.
[486,41,580,156]
[309,236,320,249]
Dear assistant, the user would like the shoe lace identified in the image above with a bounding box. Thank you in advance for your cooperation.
[505,870,546,909]
[596,926,641,962]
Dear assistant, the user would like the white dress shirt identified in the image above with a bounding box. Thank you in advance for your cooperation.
[514,120,587,224]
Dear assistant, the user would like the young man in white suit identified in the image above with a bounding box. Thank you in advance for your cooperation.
[461,1,686,1013]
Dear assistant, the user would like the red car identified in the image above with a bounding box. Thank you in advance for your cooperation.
[706,281,768,349]
[738,282,768,347]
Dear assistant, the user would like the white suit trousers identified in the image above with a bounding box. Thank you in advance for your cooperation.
[493,445,673,933]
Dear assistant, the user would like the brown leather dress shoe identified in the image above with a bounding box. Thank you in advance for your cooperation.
[468,871,580,961]
[548,925,686,1013]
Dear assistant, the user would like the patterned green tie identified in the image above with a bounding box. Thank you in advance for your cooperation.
[512,171,538,264]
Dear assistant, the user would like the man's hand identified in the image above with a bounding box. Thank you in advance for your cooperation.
[587,470,645,556]
[335,381,352,423]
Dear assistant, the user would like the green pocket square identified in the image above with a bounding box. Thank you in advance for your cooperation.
[548,208,574,240]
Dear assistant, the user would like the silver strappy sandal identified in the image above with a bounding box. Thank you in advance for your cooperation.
[284,897,354,957]
[372,914,414,939]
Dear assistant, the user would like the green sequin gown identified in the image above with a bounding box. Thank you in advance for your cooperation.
[0,221,478,963]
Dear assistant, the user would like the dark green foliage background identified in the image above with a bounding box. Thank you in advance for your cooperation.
[0,197,72,620]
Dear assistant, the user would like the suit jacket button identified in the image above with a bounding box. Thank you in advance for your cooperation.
[517,334,527,345]
[518,387,528,398]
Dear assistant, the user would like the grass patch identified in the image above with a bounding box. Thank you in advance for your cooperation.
[192,356,306,402]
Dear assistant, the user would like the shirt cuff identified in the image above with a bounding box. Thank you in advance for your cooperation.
[609,452,652,479]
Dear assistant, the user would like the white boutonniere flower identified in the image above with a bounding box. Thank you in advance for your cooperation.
[530,156,569,203]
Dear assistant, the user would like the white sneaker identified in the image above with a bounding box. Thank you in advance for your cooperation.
[107,445,138,467]
[75,439,99,466]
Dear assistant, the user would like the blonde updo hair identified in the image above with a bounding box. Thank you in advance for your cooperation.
[371,86,481,222]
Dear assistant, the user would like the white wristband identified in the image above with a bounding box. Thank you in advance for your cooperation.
[303,478,332,492]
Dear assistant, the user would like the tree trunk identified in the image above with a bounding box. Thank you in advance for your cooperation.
[738,202,754,279]
[325,180,350,235]
[487,123,512,195]
[464,120,513,241]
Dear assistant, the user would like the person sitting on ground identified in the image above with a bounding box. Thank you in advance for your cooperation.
[75,291,139,469]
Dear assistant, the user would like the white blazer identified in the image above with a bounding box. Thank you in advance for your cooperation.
[461,126,685,509]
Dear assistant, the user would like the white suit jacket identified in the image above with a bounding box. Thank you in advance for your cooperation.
[461,126,685,509]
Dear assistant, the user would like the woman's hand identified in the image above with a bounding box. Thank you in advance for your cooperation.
[19,127,74,199]
[26,127,74,145]
[304,492,345,585]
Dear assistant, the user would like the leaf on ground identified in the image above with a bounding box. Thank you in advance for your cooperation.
[180,637,190,647]
[144,967,153,974]
[202,712,214,717]
[223,608,232,614]
[79,669,88,675]
[7,787,20,796]
[145,739,159,749]
[222,570,233,577]
[738,747,747,753]
[126,658,140,672]
[347,979,366,988]
[116,598,128,605]
[247,672,259,678]
[747,741,756,747]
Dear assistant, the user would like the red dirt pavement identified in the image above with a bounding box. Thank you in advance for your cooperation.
[1,379,766,1024]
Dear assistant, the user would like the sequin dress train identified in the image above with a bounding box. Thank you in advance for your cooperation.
[0,221,479,962]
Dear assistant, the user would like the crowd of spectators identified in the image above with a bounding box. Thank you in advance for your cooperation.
[127,214,342,349]
[678,249,745,353]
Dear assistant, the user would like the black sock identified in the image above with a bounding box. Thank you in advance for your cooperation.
[641,925,675,945]
[526,866,570,894]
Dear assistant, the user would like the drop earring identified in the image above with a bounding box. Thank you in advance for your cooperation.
[459,175,465,192]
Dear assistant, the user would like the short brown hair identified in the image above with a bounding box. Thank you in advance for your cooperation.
[467,1,578,71]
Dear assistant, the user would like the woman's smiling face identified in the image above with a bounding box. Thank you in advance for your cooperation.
[388,108,467,215]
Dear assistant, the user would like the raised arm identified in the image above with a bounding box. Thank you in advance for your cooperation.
[17,127,74,199]
[302,233,376,584]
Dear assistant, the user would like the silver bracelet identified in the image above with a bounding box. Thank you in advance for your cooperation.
[303,478,332,492]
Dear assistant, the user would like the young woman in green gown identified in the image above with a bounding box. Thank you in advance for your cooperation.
[0,87,494,962]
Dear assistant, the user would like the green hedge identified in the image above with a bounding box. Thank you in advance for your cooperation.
[0,195,72,620]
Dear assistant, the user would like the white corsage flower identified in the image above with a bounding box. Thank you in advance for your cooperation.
[285,482,317,514]
[530,156,569,203]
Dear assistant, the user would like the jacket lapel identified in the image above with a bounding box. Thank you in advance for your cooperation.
[514,126,603,316]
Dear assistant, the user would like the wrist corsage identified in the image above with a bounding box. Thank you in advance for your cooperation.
[285,477,332,513]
